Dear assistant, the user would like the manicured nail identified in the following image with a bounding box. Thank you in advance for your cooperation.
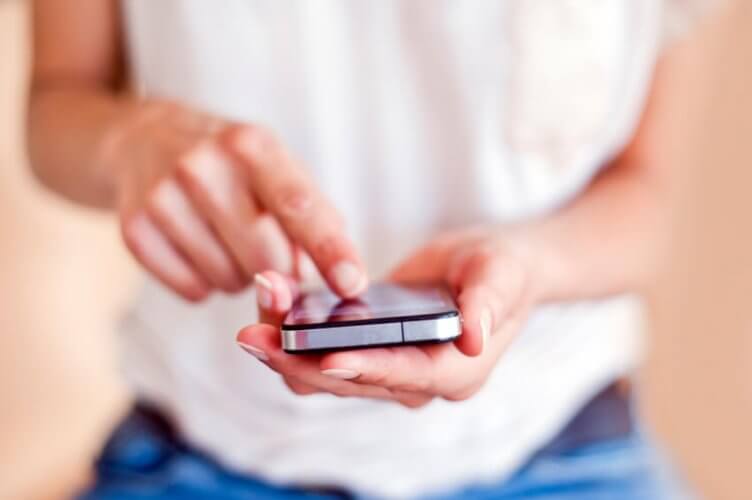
[238,342,269,362]
[254,273,273,309]
[480,307,492,347]
[321,368,360,380]
[330,261,366,297]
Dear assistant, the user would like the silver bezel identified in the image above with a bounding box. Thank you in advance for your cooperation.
[282,315,461,352]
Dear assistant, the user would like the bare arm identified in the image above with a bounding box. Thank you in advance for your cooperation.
[509,33,690,305]
[28,0,367,300]
[29,0,129,208]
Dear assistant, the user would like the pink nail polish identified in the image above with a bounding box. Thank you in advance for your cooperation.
[321,368,360,380]
[238,342,269,362]
[254,274,274,309]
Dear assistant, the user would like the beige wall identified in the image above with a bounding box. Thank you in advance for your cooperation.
[642,1,752,499]
[0,2,134,498]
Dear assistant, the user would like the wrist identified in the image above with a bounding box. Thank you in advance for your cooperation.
[93,97,153,205]
[502,223,565,305]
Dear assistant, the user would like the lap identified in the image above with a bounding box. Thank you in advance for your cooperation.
[430,434,684,500]
[78,387,689,500]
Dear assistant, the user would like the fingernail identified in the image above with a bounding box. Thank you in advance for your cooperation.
[254,273,273,309]
[238,342,269,362]
[330,262,366,297]
[480,307,492,347]
[321,368,360,380]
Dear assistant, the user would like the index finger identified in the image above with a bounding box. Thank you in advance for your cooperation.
[224,125,368,298]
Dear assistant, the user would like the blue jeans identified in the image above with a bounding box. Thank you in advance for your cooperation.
[79,385,687,499]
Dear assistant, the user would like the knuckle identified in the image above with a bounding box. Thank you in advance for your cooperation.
[202,116,226,135]
[274,183,316,220]
[175,145,214,185]
[228,123,278,159]
[157,100,181,115]
[176,151,201,178]
[142,100,178,121]
[393,377,431,394]
[320,201,345,229]
[146,181,173,215]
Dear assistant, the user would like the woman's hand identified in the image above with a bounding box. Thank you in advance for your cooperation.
[109,101,367,301]
[236,227,537,408]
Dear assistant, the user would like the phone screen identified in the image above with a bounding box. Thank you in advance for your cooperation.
[284,283,458,327]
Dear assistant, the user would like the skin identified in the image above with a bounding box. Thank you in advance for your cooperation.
[30,0,690,409]
[29,0,367,300]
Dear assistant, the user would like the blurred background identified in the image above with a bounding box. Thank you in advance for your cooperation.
[0,2,133,498]
[2,0,751,499]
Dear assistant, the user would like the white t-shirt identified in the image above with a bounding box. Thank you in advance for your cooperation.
[118,1,692,497]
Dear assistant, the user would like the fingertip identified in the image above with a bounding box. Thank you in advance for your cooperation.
[237,341,270,362]
[254,270,295,313]
[235,324,259,345]
[454,324,485,358]
[455,292,487,357]
[236,323,281,351]
[385,269,404,284]
[177,273,213,303]
[266,271,295,311]
[172,269,213,303]
[221,124,253,150]
[220,274,246,294]
[254,272,275,310]
[348,272,369,299]
[328,261,369,298]
[221,123,245,149]
[222,123,268,159]
[455,330,484,357]
[183,285,212,303]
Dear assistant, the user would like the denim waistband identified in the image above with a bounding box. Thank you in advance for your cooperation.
[94,381,631,498]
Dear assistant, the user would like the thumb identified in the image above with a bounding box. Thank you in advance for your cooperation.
[450,248,528,357]
[253,270,299,327]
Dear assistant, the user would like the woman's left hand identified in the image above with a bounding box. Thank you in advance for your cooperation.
[236,227,537,408]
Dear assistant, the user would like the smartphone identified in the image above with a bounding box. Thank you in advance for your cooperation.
[281,283,461,353]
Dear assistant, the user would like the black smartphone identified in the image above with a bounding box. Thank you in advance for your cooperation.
[281,283,461,353]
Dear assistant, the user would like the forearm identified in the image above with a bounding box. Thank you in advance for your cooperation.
[512,157,666,304]
[27,87,139,209]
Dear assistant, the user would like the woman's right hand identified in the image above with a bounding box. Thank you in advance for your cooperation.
[108,101,367,301]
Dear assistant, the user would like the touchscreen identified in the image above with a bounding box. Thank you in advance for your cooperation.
[285,283,457,326]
